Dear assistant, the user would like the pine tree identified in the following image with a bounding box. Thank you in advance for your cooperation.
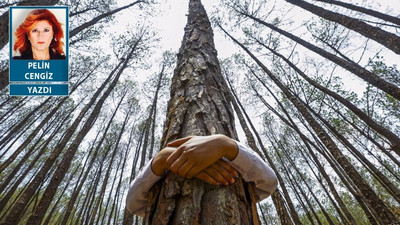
[143,0,260,224]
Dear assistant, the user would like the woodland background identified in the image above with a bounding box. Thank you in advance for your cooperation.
[0,0,399,224]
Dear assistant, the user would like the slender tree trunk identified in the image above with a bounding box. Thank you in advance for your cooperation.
[252,82,377,224]
[258,41,400,152]
[221,13,400,101]
[88,94,130,225]
[42,165,80,225]
[24,43,139,225]
[314,0,400,26]
[0,97,67,173]
[74,166,102,225]
[0,114,67,214]
[0,97,52,152]
[99,156,121,225]
[107,140,131,225]
[123,126,147,225]
[304,99,400,204]
[123,121,145,225]
[227,79,301,224]
[0,68,8,91]
[223,29,399,224]
[148,65,165,161]
[70,7,97,17]
[299,115,382,225]
[0,110,64,194]
[330,103,400,167]
[278,156,317,225]
[59,92,127,225]
[296,139,351,225]
[279,145,336,225]
[144,1,259,224]
[293,134,356,225]
[69,1,145,37]
[138,105,155,168]
[225,75,297,225]
[0,96,28,124]
[247,71,357,224]
[0,52,126,225]
[257,204,269,225]
[285,0,400,54]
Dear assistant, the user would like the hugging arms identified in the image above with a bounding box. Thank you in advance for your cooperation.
[126,134,278,217]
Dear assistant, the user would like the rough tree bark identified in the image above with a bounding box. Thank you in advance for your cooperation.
[143,0,260,224]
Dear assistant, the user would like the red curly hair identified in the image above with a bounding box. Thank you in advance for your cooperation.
[14,9,65,56]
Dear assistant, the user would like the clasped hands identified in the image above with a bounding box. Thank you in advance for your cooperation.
[151,134,239,186]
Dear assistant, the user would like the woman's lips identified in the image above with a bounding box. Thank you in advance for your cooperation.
[37,42,45,44]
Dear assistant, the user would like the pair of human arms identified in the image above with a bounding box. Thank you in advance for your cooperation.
[126,134,278,217]
[151,135,240,186]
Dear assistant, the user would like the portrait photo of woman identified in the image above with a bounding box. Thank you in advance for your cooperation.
[12,8,66,60]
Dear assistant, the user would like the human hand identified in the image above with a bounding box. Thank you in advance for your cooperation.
[152,147,175,176]
[165,135,239,179]
[195,159,238,186]
[152,146,238,185]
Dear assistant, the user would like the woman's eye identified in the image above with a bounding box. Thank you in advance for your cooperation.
[31,29,38,33]
[44,28,50,32]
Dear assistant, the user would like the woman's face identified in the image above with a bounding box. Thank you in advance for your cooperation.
[28,20,54,52]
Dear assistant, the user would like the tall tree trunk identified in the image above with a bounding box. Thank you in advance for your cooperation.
[69,1,145,37]
[59,92,126,225]
[279,145,336,225]
[144,0,259,224]
[0,68,8,91]
[0,109,64,194]
[75,166,102,225]
[296,137,351,225]
[88,93,130,225]
[257,40,400,152]
[148,65,165,161]
[225,75,298,225]
[122,120,145,225]
[330,104,400,167]
[314,0,400,26]
[222,28,399,224]
[0,110,69,213]
[222,12,400,101]
[24,42,139,225]
[0,97,52,152]
[285,0,400,54]
[251,82,377,224]
[42,165,80,225]
[107,138,131,225]
[304,99,400,203]
[0,51,127,225]
[123,125,147,225]
[245,67,357,224]
[0,96,28,124]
